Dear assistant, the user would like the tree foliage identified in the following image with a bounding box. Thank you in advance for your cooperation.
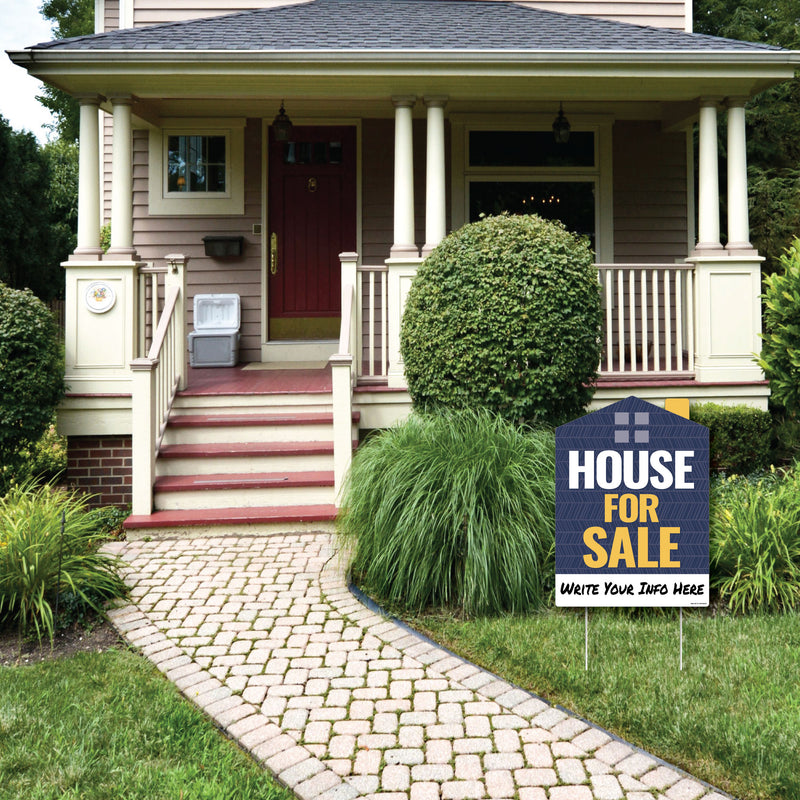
[757,238,800,416]
[0,116,76,300]
[694,0,800,272]
[38,0,94,141]
[0,283,65,491]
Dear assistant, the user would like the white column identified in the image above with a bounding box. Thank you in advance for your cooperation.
[391,96,418,258]
[422,96,448,256]
[107,97,136,257]
[694,99,723,253]
[73,96,103,259]
[726,97,754,252]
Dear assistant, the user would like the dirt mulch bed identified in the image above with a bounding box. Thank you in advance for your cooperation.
[0,616,125,667]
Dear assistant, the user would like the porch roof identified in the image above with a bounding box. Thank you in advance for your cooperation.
[22,0,784,54]
[8,0,799,107]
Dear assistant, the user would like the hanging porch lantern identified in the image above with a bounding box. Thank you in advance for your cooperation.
[272,100,294,142]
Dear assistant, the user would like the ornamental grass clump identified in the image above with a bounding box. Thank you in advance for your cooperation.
[338,410,555,616]
[0,481,127,642]
[710,467,800,613]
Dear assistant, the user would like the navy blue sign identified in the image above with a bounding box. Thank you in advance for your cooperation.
[555,396,709,607]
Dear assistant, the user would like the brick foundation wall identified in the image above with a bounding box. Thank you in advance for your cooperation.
[67,435,132,507]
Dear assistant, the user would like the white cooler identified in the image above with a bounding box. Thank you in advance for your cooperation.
[188,293,241,367]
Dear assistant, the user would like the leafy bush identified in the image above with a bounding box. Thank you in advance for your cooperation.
[758,237,800,416]
[690,402,772,474]
[0,482,127,642]
[0,283,65,492]
[13,421,68,485]
[400,214,601,427]
[338,409,555,616]
[710,468,800,612]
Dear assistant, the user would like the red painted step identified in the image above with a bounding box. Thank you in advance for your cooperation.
[154,471,334,493]
[167,411,359,428]
[123,504,338,530]
[158,441,336,459]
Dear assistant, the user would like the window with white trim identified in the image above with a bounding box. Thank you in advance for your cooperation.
[148,121,245,215]
[167,134,227,194]
[466,129,598,248]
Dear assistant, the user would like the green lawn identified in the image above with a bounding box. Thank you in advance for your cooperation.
[409,608,800,800]
[0,646,295,800]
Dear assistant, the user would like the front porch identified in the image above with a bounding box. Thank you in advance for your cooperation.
[116,260,766,529]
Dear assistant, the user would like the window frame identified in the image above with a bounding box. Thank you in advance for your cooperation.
[148,119,246,216]
[450,114,614,262]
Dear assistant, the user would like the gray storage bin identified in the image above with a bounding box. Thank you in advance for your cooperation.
[188,293,241,367]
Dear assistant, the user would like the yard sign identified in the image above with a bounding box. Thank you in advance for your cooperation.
[555,396,709,607]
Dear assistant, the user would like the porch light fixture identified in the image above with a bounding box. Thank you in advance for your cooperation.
[552,103,571,144]
[272,100,293,142]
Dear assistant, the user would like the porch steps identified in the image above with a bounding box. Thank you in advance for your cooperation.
[123,391,358,537]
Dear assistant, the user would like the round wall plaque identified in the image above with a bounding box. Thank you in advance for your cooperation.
[85,281,116,314]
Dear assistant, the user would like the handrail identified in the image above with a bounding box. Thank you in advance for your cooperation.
[337,280,354,356]
[595,263,694,270]
[148,284,180,360]
[130,257,186,516]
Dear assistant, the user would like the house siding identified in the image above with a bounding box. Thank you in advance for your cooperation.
[612,120,689,263]
[131,119,264,362]
[522,0,687,31]
[104,0,120,30]
[129,0,688,32]
[133,0,310,26]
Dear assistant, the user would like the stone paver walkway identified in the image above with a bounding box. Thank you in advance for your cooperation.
[105,532,733,800]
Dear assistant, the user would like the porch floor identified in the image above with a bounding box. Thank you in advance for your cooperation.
[181,363,333,396]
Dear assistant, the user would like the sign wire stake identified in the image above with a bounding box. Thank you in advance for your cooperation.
[585,607,589,671]
[679,607,683,671]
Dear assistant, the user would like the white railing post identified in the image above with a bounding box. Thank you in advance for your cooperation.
[340,252,358,385]
[331,352,353,503]
[165,254,187,390]
[385,256,423,388]
[130,357,157,515]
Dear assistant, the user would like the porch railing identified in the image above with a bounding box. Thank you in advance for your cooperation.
[596,263,695,375]
[353,261,697,382]
[357,264,389,381]
[130,257,186,516]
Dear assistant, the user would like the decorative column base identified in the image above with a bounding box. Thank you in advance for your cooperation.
[63,258,142,395]
[688,254,765,384]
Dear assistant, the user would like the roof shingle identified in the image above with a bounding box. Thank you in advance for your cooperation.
[32,0,781,53]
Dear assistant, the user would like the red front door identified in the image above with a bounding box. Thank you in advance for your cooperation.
[268,126,357,340]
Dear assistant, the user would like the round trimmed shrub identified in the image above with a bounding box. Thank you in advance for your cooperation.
[338,409,555,616]
[401,214,602,427]
[0,283,65,489]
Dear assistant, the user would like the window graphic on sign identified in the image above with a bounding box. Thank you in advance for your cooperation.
[555,396,709,607]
